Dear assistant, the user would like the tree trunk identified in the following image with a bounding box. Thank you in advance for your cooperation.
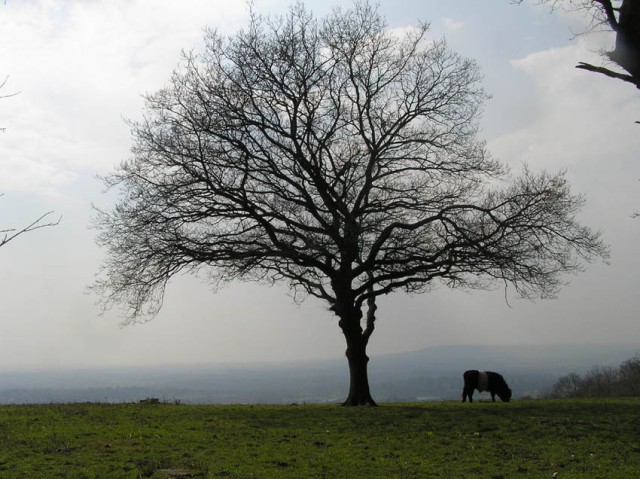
[342,337,377,406]
[612,0,640,83]
[338,308,377,406]
[332,270,378,406]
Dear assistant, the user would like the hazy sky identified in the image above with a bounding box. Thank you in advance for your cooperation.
[0,0,638,371]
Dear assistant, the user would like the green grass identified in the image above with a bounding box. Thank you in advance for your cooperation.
[0,398,638,478]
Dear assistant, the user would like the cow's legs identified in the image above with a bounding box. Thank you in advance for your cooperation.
[490,392,496,402]
[462,388,474,403]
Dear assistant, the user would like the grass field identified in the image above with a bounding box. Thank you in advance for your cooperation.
[0,398,637,478]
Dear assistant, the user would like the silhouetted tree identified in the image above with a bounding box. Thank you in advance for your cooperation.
[580,365,620,396]
[618,355,640,395]
[93,2,608,405]
[515,0,640,89]
[549,372,583,398]
[548,354,640,397]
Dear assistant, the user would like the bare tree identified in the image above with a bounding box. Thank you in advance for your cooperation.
[93,2,608,405]
[547,355,640,398]
[619,355,640,395]
[515,0,640,89]
[549,372,583,398]
[0,195,59,249]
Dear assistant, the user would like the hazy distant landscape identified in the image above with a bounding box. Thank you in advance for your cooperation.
[0,344,636,405]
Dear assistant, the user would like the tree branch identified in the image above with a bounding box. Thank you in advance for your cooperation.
[1,210,61,248]
[595,0,621,32]
[576,61,640,88]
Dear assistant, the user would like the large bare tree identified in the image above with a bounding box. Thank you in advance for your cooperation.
[93,2,608,405]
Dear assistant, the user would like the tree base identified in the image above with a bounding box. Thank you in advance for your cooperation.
[341,395,378,407]
[341,399,378,407]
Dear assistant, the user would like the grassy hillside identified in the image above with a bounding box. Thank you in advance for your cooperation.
[0,399,638,478]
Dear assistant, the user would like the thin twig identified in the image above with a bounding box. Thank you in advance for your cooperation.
[0,211,61,248]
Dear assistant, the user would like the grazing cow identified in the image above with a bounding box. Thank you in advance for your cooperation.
[462,370,512,403]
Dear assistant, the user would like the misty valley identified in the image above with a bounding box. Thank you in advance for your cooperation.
[0,344,635,405]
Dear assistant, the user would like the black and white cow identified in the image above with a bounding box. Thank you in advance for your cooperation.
[462,370,512,403]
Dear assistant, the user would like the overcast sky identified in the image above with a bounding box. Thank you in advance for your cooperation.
[0,0,638,371]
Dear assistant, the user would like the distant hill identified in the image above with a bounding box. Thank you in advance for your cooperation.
[0,344,637,404]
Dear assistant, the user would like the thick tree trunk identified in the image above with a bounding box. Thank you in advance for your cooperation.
[332,269,378,406]
[342,335,377,406]
[612,0,640,85]
[338,304,377,406]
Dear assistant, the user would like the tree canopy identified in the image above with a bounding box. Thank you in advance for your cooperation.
[94,2,608,405]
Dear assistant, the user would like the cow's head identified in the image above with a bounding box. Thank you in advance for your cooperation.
[498,387,512,402]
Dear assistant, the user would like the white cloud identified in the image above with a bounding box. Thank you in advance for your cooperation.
[489,38,640,258]
[442,17,464,32]
[0,0,252,196]
[496,40,640,175]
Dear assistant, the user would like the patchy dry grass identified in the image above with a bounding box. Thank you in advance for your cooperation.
[0,398,637,478]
